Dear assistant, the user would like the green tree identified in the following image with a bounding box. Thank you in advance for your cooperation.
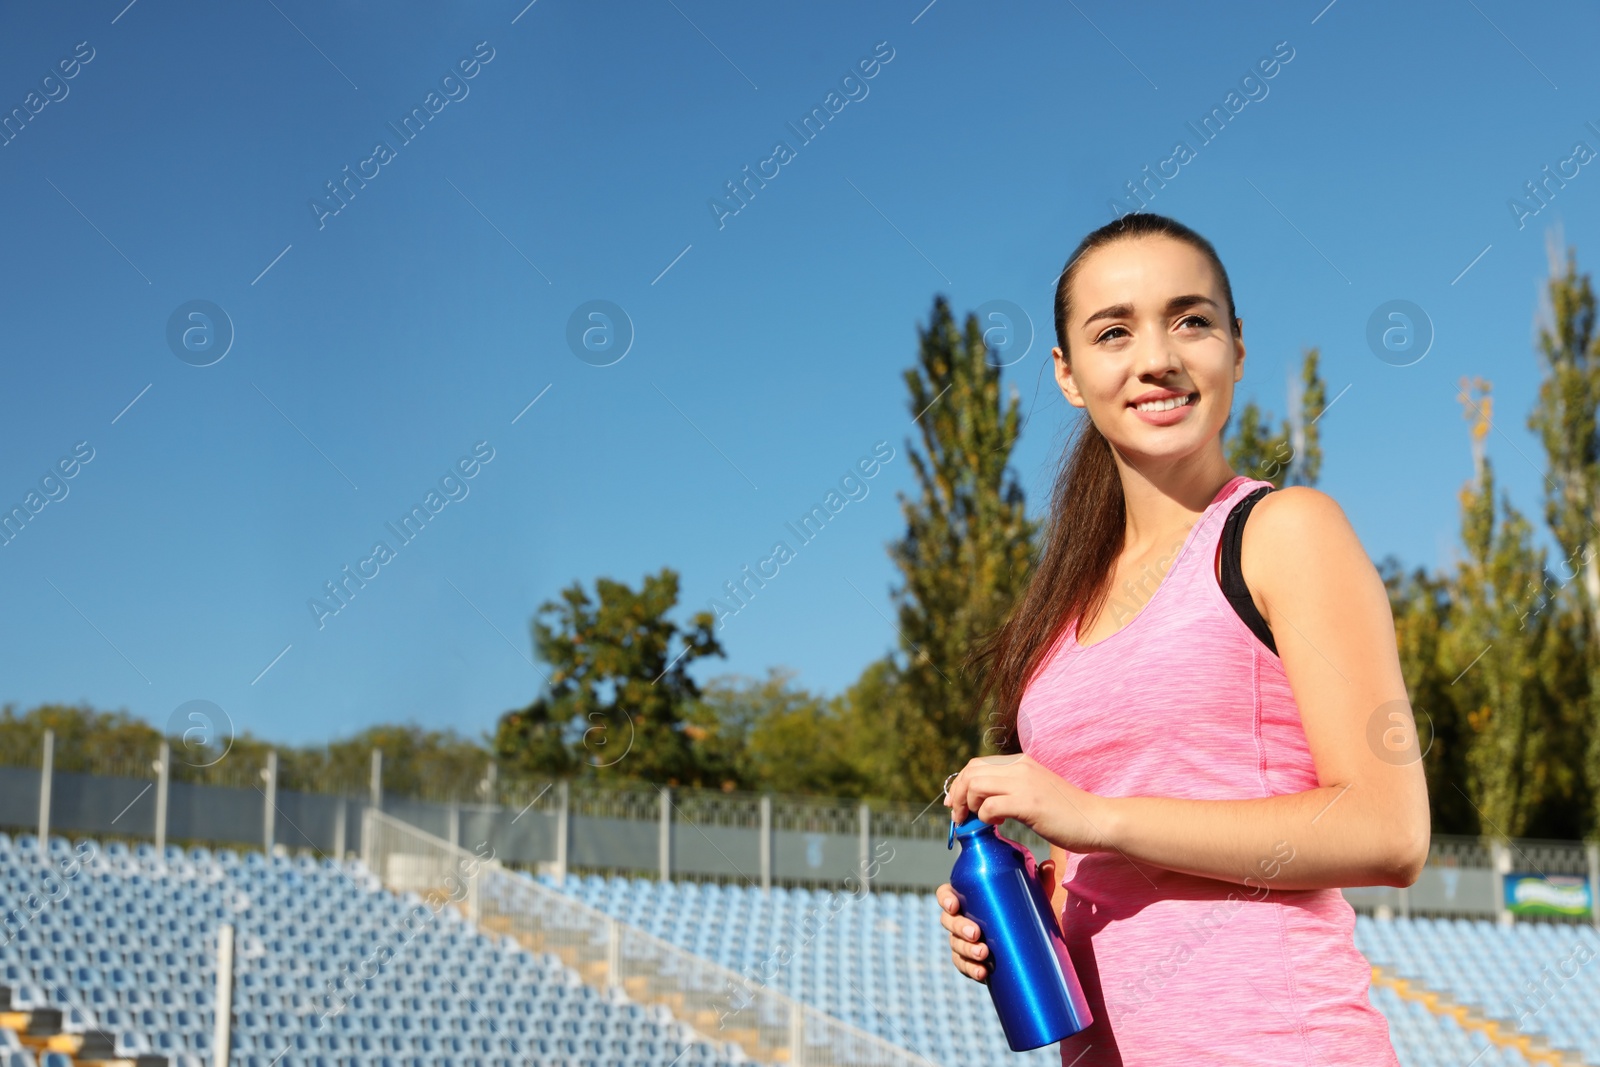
[1379,558,1476,835]
[1224,347,1326,487]
[1447,380,1554,838]
[688,668,870,796]
[0,703,160,775]
[493,567,724,787]
[0,705,488,802]
[833,655,910,803]
[312,724,490,801]
[884,295,1037,802]
[1525,234,1600,839]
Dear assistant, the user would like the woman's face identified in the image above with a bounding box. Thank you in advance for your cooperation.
[1053,234,1244,462]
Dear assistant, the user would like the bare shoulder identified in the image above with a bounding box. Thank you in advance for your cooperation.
[1247,485,1363,556]
[1240,486,1375,623]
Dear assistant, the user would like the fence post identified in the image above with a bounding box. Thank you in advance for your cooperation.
[759,794,772,894]
[38,729,54,847]
[263,750,278,853]
[556,780,570,885]
[334,797,348,859]
[212,922,234,1067]
[448,802,460,849]
[606,917,621,989]
[787,1000,805,1067]
[370,749,383,812]
[659,786,672,883]
[858,802,871,896]
[480,759,499,854]
[361,808,374,873]
[154,739,170,854]
[1491,839,1512,926]
[1587,842,1600,931]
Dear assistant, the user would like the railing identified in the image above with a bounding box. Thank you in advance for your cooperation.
[361,808,938,1067]
[5,752,1598,923]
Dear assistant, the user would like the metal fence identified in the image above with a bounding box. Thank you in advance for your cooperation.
[4,733,1599,925]
[362,808,933,1067]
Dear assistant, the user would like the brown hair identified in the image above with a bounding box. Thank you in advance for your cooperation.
[969,212,1242,752]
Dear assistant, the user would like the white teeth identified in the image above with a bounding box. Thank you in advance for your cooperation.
[1134,394,1194,412]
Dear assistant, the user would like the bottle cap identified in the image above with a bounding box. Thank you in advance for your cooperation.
[947,810,988,850]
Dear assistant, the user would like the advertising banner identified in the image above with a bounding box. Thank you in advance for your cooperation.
[1503,873,1593,918]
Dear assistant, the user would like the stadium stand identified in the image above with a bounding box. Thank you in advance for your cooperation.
[0,830,764,1067]
[1356,914,1600,1066]
[7,815,1598,1067]
[546,872,1600,1067]
[535,872,1036,1066]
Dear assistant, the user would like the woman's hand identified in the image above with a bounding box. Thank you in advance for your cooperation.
[937,883,990,982]
[944,753,1115,854]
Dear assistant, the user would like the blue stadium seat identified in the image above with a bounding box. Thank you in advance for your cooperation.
[0,837,746,1067]
[535,869,1600,1066]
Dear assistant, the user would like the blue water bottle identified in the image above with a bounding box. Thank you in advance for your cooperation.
[947,812,1093,1050]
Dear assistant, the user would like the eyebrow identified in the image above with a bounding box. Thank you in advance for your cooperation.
[1081,294,1220,330]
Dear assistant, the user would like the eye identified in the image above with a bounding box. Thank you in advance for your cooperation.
[1092,325,1128,345]
[1179,314,1212,329]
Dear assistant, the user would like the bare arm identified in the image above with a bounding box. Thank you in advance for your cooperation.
[1095,488,1431,891]
[947,489,1432,892]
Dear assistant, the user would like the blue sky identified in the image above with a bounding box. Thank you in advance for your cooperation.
[1,0,1595,749]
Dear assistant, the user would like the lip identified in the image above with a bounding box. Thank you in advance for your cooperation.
[1128,388,1195,406]
[1129,390,1198,426]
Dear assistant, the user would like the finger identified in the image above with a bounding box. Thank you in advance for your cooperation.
[954,951,990,983]
[948,758,989,821]
[952,948,985,980]
[946,772,968,823]
[949,779,969,823]
[954,935,988,960]
[942,914,983,943]
[974,790,1009,828]
[966,775,1007,826]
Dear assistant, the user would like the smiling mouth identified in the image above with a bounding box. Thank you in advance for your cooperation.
[1130,392,1198,412]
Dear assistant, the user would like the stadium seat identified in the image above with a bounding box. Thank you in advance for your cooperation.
[540,868,1600,1066]
[0,833,763,1067]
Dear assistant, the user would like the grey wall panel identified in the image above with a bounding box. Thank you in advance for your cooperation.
[871,836,962,891]
[673,823,760,880]
[569,814,656,871]
[43,770,158,838]
[385,798,448,841]
[479,808,552,865]
[0,767,41,828]
[275,791,344,853]
[1409,867,1497,914]
[772,827,859,883]
[168,781,263,846]
[1340,885,1402,912]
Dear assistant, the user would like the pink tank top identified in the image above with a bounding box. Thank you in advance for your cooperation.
[1017,474,1399,1066]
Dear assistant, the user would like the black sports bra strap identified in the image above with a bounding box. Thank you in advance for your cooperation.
[1220,484,1278,656]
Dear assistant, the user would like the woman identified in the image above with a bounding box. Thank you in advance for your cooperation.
[936,212,1429,1065]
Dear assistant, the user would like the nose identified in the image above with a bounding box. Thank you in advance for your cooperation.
[1133,331,1184,380]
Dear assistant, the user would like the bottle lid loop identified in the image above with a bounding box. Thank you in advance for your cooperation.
[943,772,962,849]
